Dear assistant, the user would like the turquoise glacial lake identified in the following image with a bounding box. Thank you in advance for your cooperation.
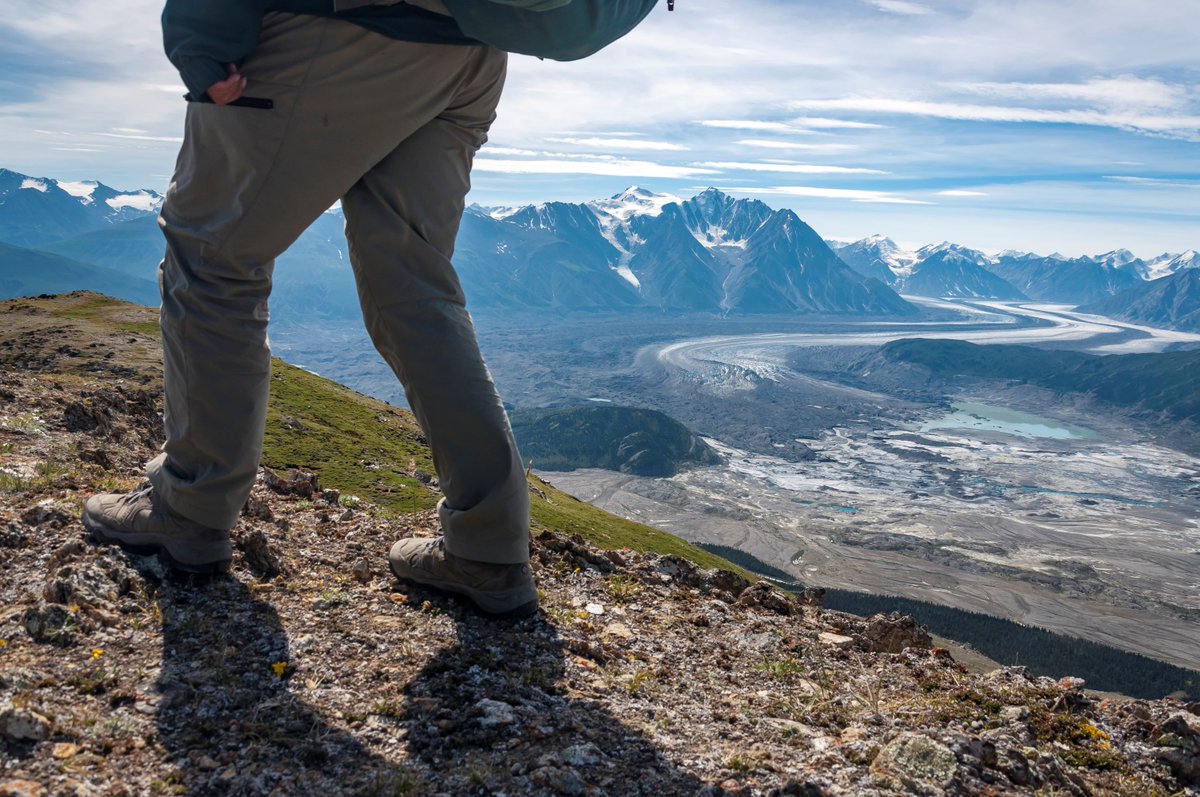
[919,401,1098,441]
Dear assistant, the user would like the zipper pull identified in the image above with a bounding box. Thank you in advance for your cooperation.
[668,0,675,9]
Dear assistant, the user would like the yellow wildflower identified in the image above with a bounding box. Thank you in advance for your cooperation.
[90,648,104,660]
[272,661,288,678]
[0,639,7,648]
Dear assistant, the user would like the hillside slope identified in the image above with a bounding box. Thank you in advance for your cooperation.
[871,338,1200,424]
[1,294,1198,796]
[0,242,159,306]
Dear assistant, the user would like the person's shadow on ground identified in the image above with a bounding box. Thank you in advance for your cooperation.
[153,572,707,796]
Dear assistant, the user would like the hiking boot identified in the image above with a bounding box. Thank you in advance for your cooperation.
[388,536,537,620]
[82,486,233,574]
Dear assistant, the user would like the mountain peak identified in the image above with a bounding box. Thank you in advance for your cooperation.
[588,186,680,221]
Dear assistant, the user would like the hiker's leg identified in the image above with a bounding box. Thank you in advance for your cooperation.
[149,14,478,529]
[342,47,530,565]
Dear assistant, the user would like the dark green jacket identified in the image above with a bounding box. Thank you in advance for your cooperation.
[163,1,475,99]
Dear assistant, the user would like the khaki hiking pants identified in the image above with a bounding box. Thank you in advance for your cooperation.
[146,12,530,564]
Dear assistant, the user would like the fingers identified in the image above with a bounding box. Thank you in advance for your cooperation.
[207,64,247,106]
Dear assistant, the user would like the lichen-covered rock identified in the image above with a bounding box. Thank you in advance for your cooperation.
[21,601,76,645]
[870,733,958,793]
[0,706,51,742]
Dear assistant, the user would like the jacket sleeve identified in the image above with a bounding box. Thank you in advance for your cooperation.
[162,0,269,99]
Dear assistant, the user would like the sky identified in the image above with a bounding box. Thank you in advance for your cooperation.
[1,0,1198,257]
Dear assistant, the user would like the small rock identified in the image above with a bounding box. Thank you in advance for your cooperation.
[51,742,79,759]
[817,631,854,649]
[0,780,47,797]
[1057,676,1086,691]
[241,496,273,521]
[841,727,870,742]
[350,559,373,584]
[197,756,219,771]
[20,501,71,528]
[1154,711,1200,783]
[717,779,750,796]
[560,742,605,767]
[261,466,319,498]
[602,622,634,640]
[734,582,797,615]
[22,602,75,645]
[735,631,780,653]
[860,613,933,654]
[1000,705,1030,723]
[237,529,283,578]
[474,699,517,728]
[765,718,818,736]
[584,603,604,616]
[1,707,52,742]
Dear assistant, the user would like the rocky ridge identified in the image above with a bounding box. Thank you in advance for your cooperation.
[1,294,1198,796]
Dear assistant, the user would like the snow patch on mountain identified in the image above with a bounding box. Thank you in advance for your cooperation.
[487,205,527,221]
[105,191,162,213]
[854,234,920,277]
[1138,250,1197,281]
[57,180,99,204]
[693,225,749,250]
[613,264,641,288]
[19,178,48,193]
[587,186,679,221]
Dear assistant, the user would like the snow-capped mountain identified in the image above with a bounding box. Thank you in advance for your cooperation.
[1138,250,1200,281]
[836,237,1021,299]
[987,252,1141,304]
[905,244,1023,300]
[587,185,680,222]
[0,168,162,248]
[469,187,914,314]
[835,235,919,286]
[1090,249,1141,269]
[835,234,1165,304]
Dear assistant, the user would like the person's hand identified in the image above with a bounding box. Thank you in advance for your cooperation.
[206,63,247,105]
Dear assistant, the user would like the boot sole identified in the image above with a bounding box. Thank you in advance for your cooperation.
[82,512,232,575]
[389,566,538,621]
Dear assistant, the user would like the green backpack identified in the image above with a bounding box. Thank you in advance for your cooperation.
[440,0,663,61]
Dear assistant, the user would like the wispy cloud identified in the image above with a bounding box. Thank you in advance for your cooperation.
[699,120,815,133]
[697,161,886,175]
[947,77,1189,112]
[473,158,718,179]
[546,137,689,151]
[788,117,885,130]
[735,139,858,152]
[1104,176,1200,189]
[94,131,183,143]
[937,190,989,197]
[867,0,933,15]
[788,98,1200,137]
[736,185,933,205]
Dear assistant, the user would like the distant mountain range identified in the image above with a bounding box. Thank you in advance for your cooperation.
[1,166,1198,328]
[1080,268,1200,332]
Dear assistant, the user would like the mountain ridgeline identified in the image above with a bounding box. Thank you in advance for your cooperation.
[2,165,1199,326]
[462,187,914,315]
